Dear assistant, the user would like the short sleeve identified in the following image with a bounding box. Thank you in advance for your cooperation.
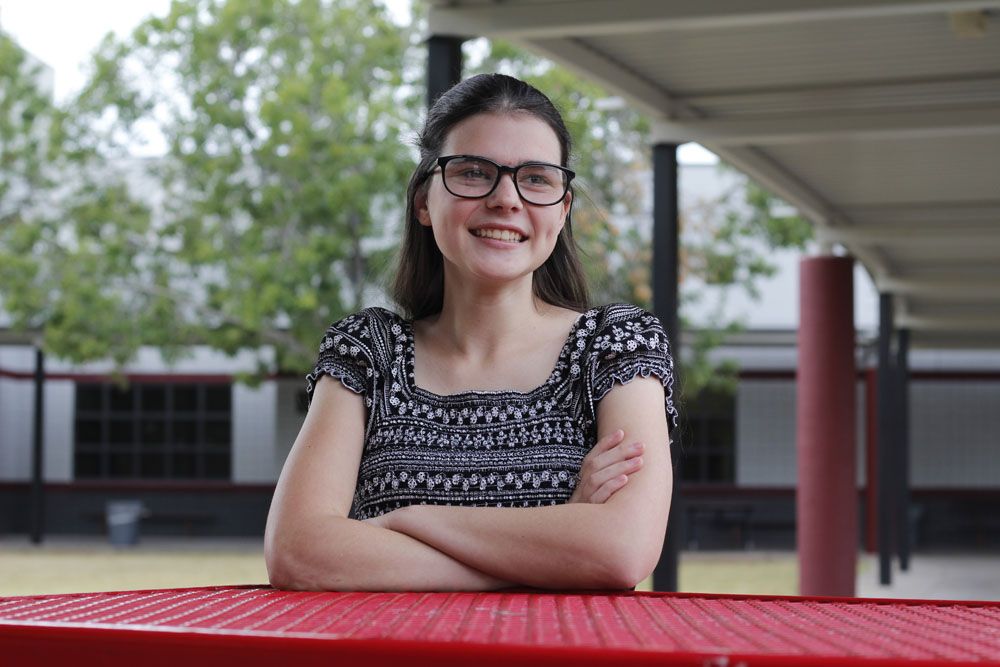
[588,304,678,429]
[304,310,377,406]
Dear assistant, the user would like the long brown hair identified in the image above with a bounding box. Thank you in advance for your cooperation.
[393,74,590,319]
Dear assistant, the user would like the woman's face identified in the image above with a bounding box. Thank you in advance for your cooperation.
[416,112,571,292]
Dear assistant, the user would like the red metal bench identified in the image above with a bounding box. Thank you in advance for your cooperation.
[2,586,998,665]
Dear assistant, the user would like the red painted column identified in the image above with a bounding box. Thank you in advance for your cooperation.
[797,255,856,597]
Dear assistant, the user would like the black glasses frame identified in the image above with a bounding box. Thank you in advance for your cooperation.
[435,155,575,206]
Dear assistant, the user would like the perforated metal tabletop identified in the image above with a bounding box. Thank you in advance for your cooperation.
[2,586,999,666]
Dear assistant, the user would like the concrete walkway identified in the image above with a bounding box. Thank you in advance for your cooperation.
[856,552,1000,602]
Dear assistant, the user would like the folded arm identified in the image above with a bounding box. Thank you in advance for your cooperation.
[371,376,673,589]
[266,374,671,591]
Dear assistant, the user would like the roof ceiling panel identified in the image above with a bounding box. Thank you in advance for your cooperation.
[425,0,1000,348]
[688,76,1000,117]
[880,241,1000,264]
[760,135,1000,206]
[583,13,1000,96]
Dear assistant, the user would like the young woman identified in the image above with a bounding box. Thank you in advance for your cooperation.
[265,74,677,591]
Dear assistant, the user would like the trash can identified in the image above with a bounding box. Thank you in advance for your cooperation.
[106,500,147,547]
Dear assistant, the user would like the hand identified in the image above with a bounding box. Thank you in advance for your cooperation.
[568,429,645,504]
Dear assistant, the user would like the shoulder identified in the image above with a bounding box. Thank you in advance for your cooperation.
[594,302,659,324]
[319,307,408,351]
[309,307,406,398]
[582,303,678,429]
[326,307,404,336]
[583,303,669,353]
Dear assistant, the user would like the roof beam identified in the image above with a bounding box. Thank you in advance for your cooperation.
[681,73,1000,106]
[428,0,1000,39]
[652,106,1000,146]
[896,312,1000,331]
[706,145,846,223]
[842,201,1000,225]
[908,330,1000,349]
[520,38,681,118]
[703,147,900,282]
[878,276,1000,300]
[818,224,1000,247]
[676,146,833,223]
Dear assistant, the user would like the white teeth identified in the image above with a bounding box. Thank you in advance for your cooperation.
[472,228,524,242]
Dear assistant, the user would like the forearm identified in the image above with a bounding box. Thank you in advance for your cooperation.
[381,502,663,590]
[265,514,511,592]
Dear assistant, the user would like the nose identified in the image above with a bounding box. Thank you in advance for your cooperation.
[486,171,523,210]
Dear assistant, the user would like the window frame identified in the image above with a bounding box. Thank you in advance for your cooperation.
[74,381,233,481]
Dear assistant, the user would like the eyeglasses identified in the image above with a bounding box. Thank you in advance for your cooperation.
[435,155,575,207]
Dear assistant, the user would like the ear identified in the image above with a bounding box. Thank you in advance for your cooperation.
[559,190,572,230]
[415,188,432,227]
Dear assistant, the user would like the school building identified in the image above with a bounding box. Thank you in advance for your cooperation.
[2,166,997,551]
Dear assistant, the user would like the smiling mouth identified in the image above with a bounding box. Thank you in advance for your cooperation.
[471,228,526,243]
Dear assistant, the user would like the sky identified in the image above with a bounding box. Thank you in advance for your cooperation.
[0,0,174,102]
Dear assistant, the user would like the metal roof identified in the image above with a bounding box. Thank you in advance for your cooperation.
[426,0,1000,348]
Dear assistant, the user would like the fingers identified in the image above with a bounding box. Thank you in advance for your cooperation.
[571,430,649,504]
[587,455,643,495]
[588,440,644,475]
[573,449,646,504]
[593,429,626,455]
[591,474,629,504]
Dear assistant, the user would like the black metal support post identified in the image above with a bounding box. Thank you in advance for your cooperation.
[876,294,895,585]
[30,346,46,544]
[426,35,465,107]
[895,328,911,571]
[651,142,680,592]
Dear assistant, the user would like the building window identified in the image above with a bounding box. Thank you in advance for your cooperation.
[74,382,232,480]
[679,388,735,484]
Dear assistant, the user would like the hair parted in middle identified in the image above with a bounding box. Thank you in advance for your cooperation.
[393,73,591,319]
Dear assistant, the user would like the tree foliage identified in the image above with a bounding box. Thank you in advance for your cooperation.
[1,31,161,365]
[2,6,812,393]
[1,0,419,374]
[0,32,57,225]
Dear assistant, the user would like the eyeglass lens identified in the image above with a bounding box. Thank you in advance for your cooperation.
[441,157,568,205]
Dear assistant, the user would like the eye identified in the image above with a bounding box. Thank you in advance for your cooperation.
[461,167,492,180]
[518,165,560,189]
[448,159,495,181]
[523,173,552,186]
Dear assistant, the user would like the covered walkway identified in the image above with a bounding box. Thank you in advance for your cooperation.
[423,0,1000,593]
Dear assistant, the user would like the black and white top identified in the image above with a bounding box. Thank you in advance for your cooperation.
[306,303,677,520]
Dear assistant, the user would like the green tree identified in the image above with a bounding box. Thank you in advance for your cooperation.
[1,0,420,374]
[3,9,811,391]
[1,32,55,333]
[1,31,160,366]
[0,32,55,227]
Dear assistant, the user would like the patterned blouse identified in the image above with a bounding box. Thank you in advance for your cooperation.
[306,302,677,520]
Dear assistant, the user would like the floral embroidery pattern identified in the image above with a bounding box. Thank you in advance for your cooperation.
[306,303,677,519]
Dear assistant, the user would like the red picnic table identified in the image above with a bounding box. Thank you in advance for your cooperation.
[1,586,999,666]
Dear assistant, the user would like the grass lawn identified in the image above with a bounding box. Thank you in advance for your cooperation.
[678,550,799,595]
[0,538,270,596]
[1,537,800,596]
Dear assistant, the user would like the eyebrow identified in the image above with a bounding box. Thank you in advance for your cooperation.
[452,154,563,167]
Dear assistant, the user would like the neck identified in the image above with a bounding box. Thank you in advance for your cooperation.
[432,274,547,356]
